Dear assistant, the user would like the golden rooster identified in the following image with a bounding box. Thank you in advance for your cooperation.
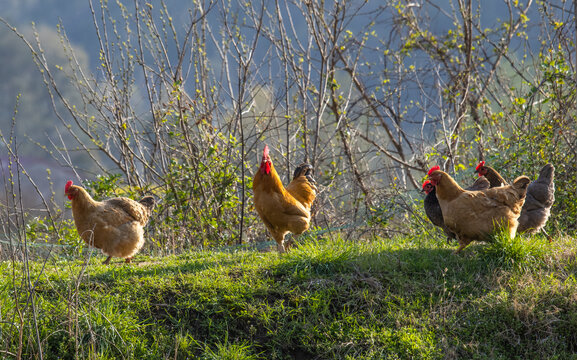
[253,145,317,252]
[427,166,530,253]
[65,180,155,264]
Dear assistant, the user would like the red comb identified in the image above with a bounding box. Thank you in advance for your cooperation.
[263,144,269,158]
[65,180,73,192]
[422,180,431,189]
[427,165,440,176]
[475,161,485,171]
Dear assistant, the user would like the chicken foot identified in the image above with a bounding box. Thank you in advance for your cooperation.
[454,238,473,254]
[102,256,134,264]
[540,228,553,243]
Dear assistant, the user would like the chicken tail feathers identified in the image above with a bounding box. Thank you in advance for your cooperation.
[293,163,316,184]
[466,176,490,191]
[537,164,555,184]
[139,196,156,212]
[512,176,531,192]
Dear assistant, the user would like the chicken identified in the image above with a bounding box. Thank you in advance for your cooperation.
[518,164,555,235]
[422,175,490,243]
[422,180,456,242]
[475,161,555,239]
[475,161,507,188]
[427,166,530,253]
[65,180,156,264]
[253,145,317,253]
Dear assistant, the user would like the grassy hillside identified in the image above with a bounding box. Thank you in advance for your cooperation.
[2,232,577,359]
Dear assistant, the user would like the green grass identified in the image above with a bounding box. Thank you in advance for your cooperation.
[2,232,577,359]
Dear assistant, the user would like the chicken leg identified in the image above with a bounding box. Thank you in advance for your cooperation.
[274,236,286,253]
[454,237,473,254]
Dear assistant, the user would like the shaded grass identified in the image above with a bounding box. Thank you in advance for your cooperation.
[1,232,577,359]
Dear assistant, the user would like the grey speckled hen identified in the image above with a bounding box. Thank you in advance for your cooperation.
[517,164,555,235]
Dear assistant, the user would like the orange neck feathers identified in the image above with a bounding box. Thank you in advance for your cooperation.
[254,157,286,194]
[429,170,465,202]
[67,185,98,211]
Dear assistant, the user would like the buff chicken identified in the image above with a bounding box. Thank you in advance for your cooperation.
[65,180,155,264]
[475,161,555,239]
[422,175,490,242]
[428,166,530,253]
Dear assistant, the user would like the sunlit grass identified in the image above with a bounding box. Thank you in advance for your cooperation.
[481,228,550,270]
[1,231,576,359]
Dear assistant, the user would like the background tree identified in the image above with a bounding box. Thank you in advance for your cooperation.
[0,0,575,252]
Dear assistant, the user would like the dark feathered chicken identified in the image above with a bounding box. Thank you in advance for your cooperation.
[423,181,456,243]
[422,175,490,243]
[517,164,555,236]
[475,161,555,240]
